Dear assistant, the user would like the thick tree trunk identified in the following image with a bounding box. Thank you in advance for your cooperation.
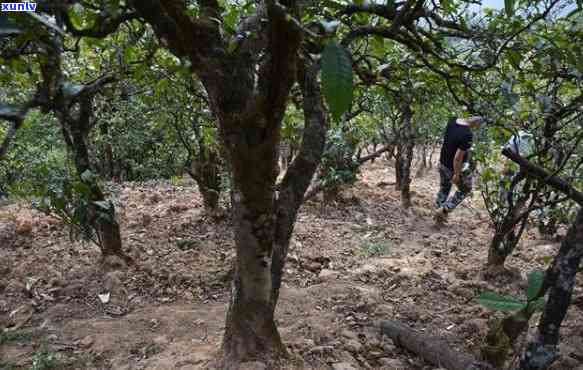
[128,0,304,365]
[221,133,284,366]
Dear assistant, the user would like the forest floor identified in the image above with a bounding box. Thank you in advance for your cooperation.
[1,159,582,370]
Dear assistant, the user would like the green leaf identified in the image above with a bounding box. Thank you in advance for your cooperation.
[505,0,514,17]
[527,297,546,314]
[80,170,93,183]
[526,270,544,301]
[476,291,526,312]
[441,0,450,12]
[508,50,522,69]
[541,255,553,265]
[321,41,354,122]
[52,197,66,212]
[73,182,91,196]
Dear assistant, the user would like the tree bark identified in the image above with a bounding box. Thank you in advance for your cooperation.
[400,141,414,208]
[128,0,305,365]
[186,148,222,214]
[62,100,129,264]
[271,59,328,306]
[395,104,414,208]
[219,23,303,369]
[500,148,583,370]
[520,207,583,370]
[395,144,403,190]
[537,207,583,345]
[221,123,283,366]
[380,320,494,370]
[502,148,583,206]
[486,186,532,269]
[487,232,508,268]
[36,12,128,266]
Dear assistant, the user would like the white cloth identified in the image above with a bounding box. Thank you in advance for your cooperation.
[506,130,534,157]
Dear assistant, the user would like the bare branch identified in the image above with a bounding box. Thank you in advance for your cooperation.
[502,148,583,206]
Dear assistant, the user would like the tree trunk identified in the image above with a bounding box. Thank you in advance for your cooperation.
[98,215,126,263]
[428,143,436,169]
[187,148,222,214]
[487,192,531,269]
[486,220,527,270]
[221,127,284,366]
[394,143,403,190]
[416,144,427,178]
[520,207,583,370]
[271,60,327,306]
[400,141,414,208]
[487,232,508,268]
[396,104,414,208]
[61,99,129,265]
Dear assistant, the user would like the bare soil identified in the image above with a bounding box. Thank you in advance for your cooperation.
[1,160,582,370]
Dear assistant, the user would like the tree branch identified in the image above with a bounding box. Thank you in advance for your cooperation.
[501,148,583,206]
[128,0,223,70]
[0,97,43,160]
[258,0,303,126]
[271,57,328,305]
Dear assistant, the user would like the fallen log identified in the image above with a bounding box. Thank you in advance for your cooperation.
[380,320,495,370]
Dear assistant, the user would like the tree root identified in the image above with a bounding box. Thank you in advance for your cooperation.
[380,320,496,370]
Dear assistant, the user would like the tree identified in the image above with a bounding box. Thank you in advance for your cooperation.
[121,0,566,364]
[117,0,331,365]
[475,14,583,270]
[3,0,570,366]
[502,148,583,370]
[1,7,132,265]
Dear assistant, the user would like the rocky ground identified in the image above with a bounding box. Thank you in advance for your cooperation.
[1,159,582,370]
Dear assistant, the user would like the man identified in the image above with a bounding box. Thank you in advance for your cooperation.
[434,116,484,223]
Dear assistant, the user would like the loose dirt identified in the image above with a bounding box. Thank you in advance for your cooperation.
[1,160,582,369]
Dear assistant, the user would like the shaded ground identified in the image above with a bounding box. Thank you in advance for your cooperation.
[1,159,582,370]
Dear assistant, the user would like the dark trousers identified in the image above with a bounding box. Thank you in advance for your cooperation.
[435,164,473,211]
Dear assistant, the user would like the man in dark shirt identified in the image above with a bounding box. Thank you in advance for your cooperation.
[434,116,484,223]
